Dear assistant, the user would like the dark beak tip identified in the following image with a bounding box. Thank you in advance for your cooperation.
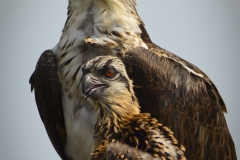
[81,76,89,95]
[82,74,108,98]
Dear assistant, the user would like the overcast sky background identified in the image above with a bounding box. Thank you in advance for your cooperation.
[0,1,239,159]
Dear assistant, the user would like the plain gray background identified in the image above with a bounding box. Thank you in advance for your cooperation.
[0,1,239,159]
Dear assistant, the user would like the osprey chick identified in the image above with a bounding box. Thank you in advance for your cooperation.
[30,0,236,159]
[82,56,186,160]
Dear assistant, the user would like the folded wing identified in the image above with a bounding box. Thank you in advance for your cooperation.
[123,47,236,160]
[29,50,69,160]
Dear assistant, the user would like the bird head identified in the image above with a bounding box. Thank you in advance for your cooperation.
[82,56,140,119]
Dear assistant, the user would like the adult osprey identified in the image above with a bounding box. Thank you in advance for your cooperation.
[29,0,236,160]
[82,55,186,160]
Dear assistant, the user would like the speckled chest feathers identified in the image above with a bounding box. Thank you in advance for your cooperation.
[52,0,147,160]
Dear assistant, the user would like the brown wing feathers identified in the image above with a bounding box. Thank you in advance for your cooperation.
[29,20,236,159]
[29,47,236,160]
[29,50,69,160]
[123,47,236,160]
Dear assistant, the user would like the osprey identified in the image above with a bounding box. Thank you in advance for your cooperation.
[29,0,236,160]
[82,55,186,160]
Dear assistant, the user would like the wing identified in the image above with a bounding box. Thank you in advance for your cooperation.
[91,141,161,160]
[29,50,69,160]
[123,47,237,160]
[106,142,162,160]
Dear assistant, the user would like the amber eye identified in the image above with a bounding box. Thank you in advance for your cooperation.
[105,67,116,78]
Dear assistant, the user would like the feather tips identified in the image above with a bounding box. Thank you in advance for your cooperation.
[29,50,69,160]
[123,47,237,160]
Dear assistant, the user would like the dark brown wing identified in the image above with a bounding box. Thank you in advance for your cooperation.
[29,50,69,160]
[123,47,237,160]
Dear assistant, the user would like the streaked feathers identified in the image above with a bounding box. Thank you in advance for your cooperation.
[82,56,186,160]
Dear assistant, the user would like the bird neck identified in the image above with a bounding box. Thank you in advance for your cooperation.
[55,0,147,56]
[65,0,140,32]
[93,95,140,147]
[67,0,137,16]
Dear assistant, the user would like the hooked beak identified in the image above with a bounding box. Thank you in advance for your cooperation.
[82,74,108,98]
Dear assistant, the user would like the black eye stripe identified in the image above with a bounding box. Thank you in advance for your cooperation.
[103,59,114,68]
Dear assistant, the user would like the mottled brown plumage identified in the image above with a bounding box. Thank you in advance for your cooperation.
[91,113,186,160]
[95,141,162,160]
[30,1,149,159]
[82,56,186,160]
[29,0,236,159]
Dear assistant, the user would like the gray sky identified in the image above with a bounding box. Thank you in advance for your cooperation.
[0,1,239,159]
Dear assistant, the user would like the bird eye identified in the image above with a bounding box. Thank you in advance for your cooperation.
[105,67,116,78]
